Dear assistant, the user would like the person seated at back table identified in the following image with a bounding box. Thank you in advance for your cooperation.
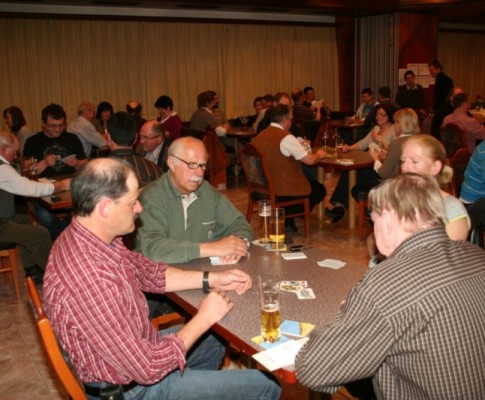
[326,102,397,223]
[23,103,88,240]
[154,95,183,140]
[296,174,485,400]
[442,92,485,153]
[252,104,327,232]
[43,157,281,400]
[105,112,162,187]
[135,136,252,264]
[138,120,171,173]
[0,130,70,283]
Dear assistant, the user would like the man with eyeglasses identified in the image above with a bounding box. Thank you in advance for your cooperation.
[139,120,171,173]
[23,103,88,240]
[135,136,252,264]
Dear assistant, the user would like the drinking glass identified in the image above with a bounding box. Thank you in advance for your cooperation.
[335,138,344,160]
[260,278,281,343]
[240,116,248,131]
[269,208,285,249]
[258,200,271,244]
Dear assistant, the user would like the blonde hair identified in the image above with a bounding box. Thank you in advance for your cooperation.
[394,108,420,135]
[403,134,453,185]
[369,174,446,232]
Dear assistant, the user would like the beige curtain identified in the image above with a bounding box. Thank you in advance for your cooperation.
[438,31,485,100]
[0,18,338,133]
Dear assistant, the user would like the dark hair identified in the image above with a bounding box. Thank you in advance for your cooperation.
[126,102,142,115]
[197,91,216,108]
[428,59,442,70]
[262,94,274,104]
[270,104,291,123]
[374,102,396,123]
[107,112,136,146]
[96,102,114,120]
[361,88,373,95]
[154,95,173,110]
[378,86,392,99]
[3,106,26,133]
[41,103,66,123]
[452,92,468,109]
[303,86,314,95]
[71,158,134,217]
[404,70,415,78]
[291,89,304,103]
[253,96,263,108]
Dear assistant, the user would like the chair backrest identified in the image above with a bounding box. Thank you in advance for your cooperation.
[25,278,87,400]
[239,143,274,204]
[448,148,471,198]
[203,129,230,189]
[440,123,467,158]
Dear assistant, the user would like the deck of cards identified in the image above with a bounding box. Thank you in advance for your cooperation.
[279,281,316,299]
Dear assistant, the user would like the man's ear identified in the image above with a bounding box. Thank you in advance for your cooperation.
[97,198,112,219]
[167,156,176,173]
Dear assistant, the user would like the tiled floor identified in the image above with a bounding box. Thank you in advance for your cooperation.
[0,170,368,400]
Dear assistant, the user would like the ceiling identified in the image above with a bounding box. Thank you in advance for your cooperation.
[0,0,484,28]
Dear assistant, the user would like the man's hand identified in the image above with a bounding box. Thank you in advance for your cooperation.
[200,235,249,259]
[44,154,58,167]
[198,290,234,325]
[53,178,71,193]
[64,156,79,167]
[210,269,252,295]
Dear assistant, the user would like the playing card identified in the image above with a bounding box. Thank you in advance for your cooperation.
[279,281,307,292]
[296,288,316,300]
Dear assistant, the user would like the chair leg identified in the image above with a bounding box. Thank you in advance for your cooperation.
[304,201,310,238]
[358,200,366,241]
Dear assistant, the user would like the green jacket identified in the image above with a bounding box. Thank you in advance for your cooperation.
[135,173,253,264]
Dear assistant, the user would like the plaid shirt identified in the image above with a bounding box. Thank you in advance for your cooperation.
[296,227,485,399]
[43,219,185,385]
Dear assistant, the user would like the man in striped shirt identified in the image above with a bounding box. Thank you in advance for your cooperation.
[296,174,485,399]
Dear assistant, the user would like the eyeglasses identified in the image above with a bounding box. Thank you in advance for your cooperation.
[171,155,207,171]
[139,135,162,142]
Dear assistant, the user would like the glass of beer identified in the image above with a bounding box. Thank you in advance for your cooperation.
[258,200,271,244]
[335,138,344,160]
[269,208,285,249]
[260,279,281,343]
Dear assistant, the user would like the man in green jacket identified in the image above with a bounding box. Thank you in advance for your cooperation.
[135,136,252,264]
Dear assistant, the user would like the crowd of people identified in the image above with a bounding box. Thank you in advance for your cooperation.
[1,58,485,400]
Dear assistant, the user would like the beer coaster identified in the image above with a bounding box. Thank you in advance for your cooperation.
[251,334,290,349]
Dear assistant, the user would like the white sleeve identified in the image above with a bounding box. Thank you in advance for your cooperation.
[0,165,55,197]
[280,135,309,161]
[215,125,227,137]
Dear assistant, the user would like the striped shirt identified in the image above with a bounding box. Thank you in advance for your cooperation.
[109,148,162,187]
[43,219,185,385]
[296,226,485,399]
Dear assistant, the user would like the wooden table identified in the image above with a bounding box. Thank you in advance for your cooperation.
[330,120,363,143]
[317,150,373,230]
[226,127,257,176]
[38,190,72,210]
[166,245,368,370]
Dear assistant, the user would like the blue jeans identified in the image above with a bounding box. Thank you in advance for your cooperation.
[31,202,71,241]
[87,328,281,400]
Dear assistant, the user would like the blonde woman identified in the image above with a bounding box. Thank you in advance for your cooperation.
[401,134,470,240]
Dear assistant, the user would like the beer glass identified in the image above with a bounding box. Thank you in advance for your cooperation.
[258,200,271,244]
[269,208,285,249]
[260,279,281,343]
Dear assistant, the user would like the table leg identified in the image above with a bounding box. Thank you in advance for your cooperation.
[348,170,356,230]
[317,166,325,220]
[233,137,240,177]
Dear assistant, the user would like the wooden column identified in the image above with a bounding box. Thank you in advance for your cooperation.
[335,16,355,112]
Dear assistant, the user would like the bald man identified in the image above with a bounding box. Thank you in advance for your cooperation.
[135,136,252,264]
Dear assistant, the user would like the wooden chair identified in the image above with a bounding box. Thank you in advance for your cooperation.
[26,277,87,400]
[447,148,471,198]
[440,123,467,158]
[0,243,20,300]
[239,143,310,237]
[25,277,184,400]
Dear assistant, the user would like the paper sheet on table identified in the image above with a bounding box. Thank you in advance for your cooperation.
[318,259,346,269]
[281,252,307,260]
[252,338,309,371]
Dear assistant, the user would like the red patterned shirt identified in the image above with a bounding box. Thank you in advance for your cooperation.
[43,219,186,385]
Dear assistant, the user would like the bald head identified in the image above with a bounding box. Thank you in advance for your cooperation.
[140,120,165,152]
[126,101,142,116]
